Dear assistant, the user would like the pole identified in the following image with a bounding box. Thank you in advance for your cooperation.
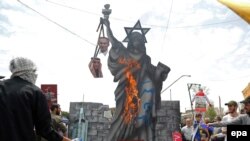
[170,89,172,101]
[94,19,104,58]
[187,84,194,119]
[219,96,222,116]
[161,75,191,94]
[187,83,201,119]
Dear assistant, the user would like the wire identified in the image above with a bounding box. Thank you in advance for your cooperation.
[17,0,245,50]
[45,0,140,24]
[163,0,174,35]
[44,0,242,29]
[46,0,100,17]
[17,0,96,46]
[208,74,250,82]
[159,0,174,60]
[171,19,242,29]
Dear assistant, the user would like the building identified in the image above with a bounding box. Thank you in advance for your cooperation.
[242,83,250,98]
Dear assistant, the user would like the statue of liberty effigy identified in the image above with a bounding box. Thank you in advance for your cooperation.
[101,4,171,141]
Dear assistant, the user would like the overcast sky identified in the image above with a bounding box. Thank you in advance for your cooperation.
[1,0,250,112]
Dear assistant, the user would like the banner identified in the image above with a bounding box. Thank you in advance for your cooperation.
[195,96,207,112]
[192,90,211,112]
[172,131,182,141]
[41,84,58,108]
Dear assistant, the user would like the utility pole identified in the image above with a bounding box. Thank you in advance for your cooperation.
[219,96,222,116]
[170,89,172,101]
[187,83,201,119]
[161,75,191,94]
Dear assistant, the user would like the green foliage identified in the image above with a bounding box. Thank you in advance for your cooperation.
[61,111,69,119]
[205,106,217,121]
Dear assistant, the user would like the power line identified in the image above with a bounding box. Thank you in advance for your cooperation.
[45,0,242,29]
[208,74,250,82]
[46,0,136,25]
[170,19,241,29]
[16,0,245,50]
[160,0,174,56]
[17,0,96,46]
[45,0,139,24]
[46,0,100,16]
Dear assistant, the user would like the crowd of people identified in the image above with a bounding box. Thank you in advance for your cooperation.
[181,97,250,141]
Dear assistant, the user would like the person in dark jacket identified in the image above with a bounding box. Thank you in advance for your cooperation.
[0,57,71,141]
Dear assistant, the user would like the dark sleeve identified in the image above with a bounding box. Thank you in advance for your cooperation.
[58,122,67,133]
[33,89,63,141]
[53,116,67,133]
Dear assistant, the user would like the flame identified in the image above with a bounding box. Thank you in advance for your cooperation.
[118,57,141,124]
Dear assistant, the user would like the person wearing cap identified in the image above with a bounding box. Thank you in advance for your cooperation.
[208,100,239,141]
[222,100,240,130]
[208,97,250,133]
[0,57,71,141]
[241,96,250,117]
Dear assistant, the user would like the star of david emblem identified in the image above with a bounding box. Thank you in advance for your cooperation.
[123,20,150,43]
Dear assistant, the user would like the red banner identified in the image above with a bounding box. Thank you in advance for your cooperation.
[172,131,182,141]
[41,84,57,108]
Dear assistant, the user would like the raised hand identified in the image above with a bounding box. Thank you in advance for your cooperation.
[101,18,110,27]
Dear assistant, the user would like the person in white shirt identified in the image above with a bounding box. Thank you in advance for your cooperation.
[181,118,193,141]
[209,100,239,141]
[222,101,239,132]
[209,96,250,126]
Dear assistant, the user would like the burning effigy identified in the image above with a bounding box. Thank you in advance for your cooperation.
[101,5,171,141]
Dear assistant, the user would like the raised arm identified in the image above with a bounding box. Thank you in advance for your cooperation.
[208,116,243,127]
[102,18,123,49]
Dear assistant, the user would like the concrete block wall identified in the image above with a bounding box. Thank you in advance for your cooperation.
[69,101,180,141]
[68,102,112,141]
[155,101,181,141]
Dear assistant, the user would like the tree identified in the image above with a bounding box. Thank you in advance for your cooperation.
[205,106,217,121]
[61,111,69,119]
